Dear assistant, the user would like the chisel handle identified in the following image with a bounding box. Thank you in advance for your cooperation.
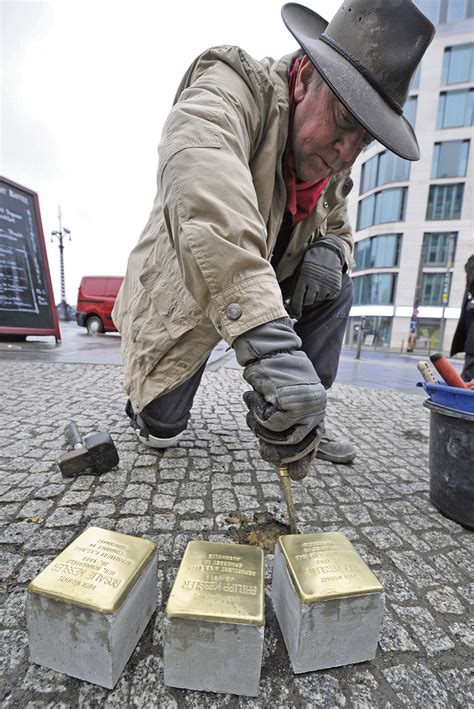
[429,353,467,389]
[417,361,437,384]
[64,421,84,449]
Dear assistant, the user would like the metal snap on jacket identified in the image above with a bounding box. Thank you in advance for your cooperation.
[226,303,242,320]
[323,201,329,209]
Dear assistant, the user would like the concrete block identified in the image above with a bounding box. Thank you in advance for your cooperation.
[163,540,264,696]
[26,527,157,688]
[272,533,385,673]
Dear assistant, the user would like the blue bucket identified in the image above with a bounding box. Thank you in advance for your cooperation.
[419,381,474,414]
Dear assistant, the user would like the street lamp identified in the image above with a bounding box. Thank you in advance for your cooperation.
[51,206,72,321]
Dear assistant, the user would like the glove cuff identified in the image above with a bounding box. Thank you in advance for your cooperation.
[233,317,302,367]
[311,234,346,269]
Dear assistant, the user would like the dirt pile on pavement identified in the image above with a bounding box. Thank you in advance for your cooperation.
[226,511,290,552]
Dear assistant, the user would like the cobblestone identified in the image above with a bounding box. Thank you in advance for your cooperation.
[383,663,449,707]
[0,361,472,707]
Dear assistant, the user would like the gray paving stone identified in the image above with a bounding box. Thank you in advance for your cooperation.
[293,672,347,706]
[346,669,380,709]
[21,664,68,693]
[426,586,465,615]
[44,507,83,528]
[449,620,474,648]
[378,611,420,653]
[438,668,474,707]
[212,490,237,510]
[387,551,442,587]
[116,516,151,535]
[375,570,417,603]
[0,487,36,503]
[361,525,404,550]
[174,499,205,515]
[457,583,474,605]
[0,552,22,581]
[392,606,455,655]
[84,501,116,518]
[129,655,178,707]
[32,484,65,500]
[122,483,153,500]
[121,499,149,515]
[1,362,472,706]
[0,589,26,627]
[59,491,91,506]
[16,555,55,584]
[0,629,28,674]
[1,521,41,544]
[23,528,73,552]
[389,521,430,552]
[383,663,449,707]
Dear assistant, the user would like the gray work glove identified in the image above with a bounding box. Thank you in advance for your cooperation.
[233,318,326,480]
[288,235,346,320]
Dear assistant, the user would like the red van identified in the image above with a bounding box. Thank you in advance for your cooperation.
[75,276,124,335]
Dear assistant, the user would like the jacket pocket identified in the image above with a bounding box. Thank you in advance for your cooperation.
[139,261,202,340]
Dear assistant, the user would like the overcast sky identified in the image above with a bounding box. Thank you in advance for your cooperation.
[2,0,341,304]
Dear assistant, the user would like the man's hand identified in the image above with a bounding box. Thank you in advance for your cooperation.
[288,235,346,320]
[233,318,326,480]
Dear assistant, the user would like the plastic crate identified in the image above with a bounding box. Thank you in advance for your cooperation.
[419,381,474,414]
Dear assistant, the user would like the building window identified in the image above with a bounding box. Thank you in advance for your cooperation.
[353,273,397,305]
[420,273,452,305]
[378,152,411,186]
[416,0,474,23]
[361,156,378,194]
[426,183,464,219]
[360,151,410,194]
[442,44,474,84]
[431,140,470,177]
[446,0,474,21]
[375,189,407,225]
[357,188,407,229]
[437,89,474,128]
[423,232,457,265]
[404,96,418,126]
[354,234,402,271]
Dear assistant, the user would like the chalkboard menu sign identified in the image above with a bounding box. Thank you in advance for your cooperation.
[0,177,61,342]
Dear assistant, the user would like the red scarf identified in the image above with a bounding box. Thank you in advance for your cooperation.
[283,59,329,225]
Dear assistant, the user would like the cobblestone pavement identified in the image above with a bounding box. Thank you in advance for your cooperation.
[1,361,472,708]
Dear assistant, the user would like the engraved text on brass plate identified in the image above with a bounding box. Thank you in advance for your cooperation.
[278,532,384,603]
[27,526,156,613]
[165,541,264,625]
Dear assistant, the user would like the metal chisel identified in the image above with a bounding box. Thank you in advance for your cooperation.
[278,464,299,534]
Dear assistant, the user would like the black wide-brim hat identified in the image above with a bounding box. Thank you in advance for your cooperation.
[281,1,435,160]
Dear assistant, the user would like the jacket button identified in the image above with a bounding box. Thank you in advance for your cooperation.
[323,201,329,209]
[226,303,242,320]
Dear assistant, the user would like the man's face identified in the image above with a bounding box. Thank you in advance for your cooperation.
[292,56,373,183]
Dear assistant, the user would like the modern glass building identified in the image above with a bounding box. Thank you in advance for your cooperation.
[347,1,473,352]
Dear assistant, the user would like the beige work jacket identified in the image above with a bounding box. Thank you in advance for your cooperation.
[113,46,354,413]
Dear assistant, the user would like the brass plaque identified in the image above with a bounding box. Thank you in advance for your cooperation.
[278,532,384,603]
[27,527,156,614]
[165,541,264,626]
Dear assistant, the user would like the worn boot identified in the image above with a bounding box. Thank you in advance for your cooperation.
[125,400,187,449]
[316,429,357,464]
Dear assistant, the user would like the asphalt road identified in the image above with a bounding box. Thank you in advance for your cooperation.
[0,321,463,394]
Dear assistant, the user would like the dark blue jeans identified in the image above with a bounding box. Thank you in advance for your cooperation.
[136,273,353,433]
